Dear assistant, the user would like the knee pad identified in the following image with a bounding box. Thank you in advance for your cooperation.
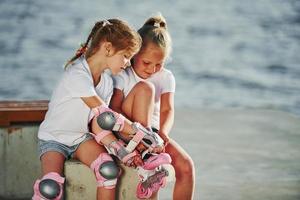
[33,172,65,200]
[90,153,120,189]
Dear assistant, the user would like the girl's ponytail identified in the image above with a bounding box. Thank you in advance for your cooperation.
[144,14,167,29]
[138,13,172,58]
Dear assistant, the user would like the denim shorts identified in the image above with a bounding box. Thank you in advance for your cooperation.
[38,133,94,160]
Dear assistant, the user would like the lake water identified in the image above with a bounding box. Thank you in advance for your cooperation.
[0,0,299,115]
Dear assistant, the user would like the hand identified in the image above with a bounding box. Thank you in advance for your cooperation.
[127,153,143,168]
[159,132,170,147]
[151,145,165,153]
[150,132,170,153]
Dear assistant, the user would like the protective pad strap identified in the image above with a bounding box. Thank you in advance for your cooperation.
[125,130,145,152]
[43,172,65,184]
[32,172,65,200]
[90,153,119,189]
[121,150,138,164]
[90,130,112,144]
[91,104,109,117]
[113,114,125,131]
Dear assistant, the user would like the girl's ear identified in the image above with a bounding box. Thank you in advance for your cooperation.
[103,42,114,56]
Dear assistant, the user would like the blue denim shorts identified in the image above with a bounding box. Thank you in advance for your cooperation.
[38,133,93,160]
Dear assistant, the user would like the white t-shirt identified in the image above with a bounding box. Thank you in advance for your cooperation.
[38,56,113,146]
[113,67,175,129]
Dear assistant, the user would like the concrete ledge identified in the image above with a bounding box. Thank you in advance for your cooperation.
[65,159,144,199]
[0,125,41,199]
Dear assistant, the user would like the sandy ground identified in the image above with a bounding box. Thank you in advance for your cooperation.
[159,108,300,200]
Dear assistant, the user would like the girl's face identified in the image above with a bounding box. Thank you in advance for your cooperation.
[132,43,165,79]
[108,49,133,75]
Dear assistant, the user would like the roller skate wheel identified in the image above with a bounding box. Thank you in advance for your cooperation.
[160,177,167,188]
[137,182,152,199]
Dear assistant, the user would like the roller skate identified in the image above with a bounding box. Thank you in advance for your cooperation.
[136,153,172,199]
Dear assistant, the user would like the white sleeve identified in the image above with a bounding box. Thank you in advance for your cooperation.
[113,74,125,91]
[101,73,114,104]
[161,71,176,94]
[105,88,113,104]
[65,69,97,98]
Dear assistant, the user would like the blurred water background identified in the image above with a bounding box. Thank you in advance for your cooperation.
[0,0,299,116]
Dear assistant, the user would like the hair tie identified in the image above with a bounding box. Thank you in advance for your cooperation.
[153,22,160,28]
[76,43,88,56]
[102,20,112,27]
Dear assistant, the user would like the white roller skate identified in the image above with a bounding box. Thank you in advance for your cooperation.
[136,153,172,199]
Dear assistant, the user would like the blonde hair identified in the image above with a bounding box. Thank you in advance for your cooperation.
[65,19,141,68]
[138,13,172,58]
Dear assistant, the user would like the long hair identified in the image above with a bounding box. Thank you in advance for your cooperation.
[65,19,141,69]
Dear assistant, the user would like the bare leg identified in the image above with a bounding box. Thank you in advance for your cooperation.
[120,81,159,198]
[41,151,65,176]
[90,81,154,146]
[35,152,66,199]
[74,139,116,200]
[165,139,195,200]
[120,81,155,136]
[108,81,155,152]
[86,82,155,198]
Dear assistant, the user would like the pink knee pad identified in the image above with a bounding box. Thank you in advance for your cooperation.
[90,153,120,189]
[32,172,65,200]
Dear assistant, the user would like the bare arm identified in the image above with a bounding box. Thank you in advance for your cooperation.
[81,95,143,166]
[159,92,175,144]
[81,95,106,108]
[109,88,124,114]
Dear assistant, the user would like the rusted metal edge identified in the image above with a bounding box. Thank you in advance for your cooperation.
[0,100,49,126]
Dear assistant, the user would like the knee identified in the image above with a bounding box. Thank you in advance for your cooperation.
[33,172,65,200]
[135,81,155,97]
[175,156,195,180]
[90,152,120,189]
